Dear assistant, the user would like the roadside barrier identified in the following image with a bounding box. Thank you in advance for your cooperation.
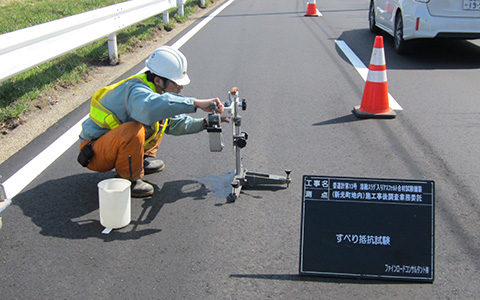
[353,36,396,119]
[0,0,192,83]
[0,178,5,229]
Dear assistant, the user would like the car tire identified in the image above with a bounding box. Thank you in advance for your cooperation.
[369,1,380,34]
[394,12,408,54]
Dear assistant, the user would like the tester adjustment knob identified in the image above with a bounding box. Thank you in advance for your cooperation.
[241,99,247,111]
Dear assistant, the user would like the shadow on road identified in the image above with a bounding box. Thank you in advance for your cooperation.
[336,29,480,70]
[12,172,207,241]
[230,273,410,285]
[312,114,363,126]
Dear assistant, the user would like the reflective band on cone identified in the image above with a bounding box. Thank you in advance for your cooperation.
[353,36,396,119]
[305,0,319,17]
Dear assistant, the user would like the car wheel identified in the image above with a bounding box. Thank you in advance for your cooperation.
[394,12,408,53]
[369,1,380,34]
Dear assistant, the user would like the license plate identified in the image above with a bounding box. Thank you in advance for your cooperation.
[464,0,480,10]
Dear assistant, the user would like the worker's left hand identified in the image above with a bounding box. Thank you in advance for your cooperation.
[194,98,224,114]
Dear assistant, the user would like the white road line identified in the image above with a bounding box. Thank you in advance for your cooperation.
[138,0,236,73]
[0,115,88,212]
[172,0,236,50]
[0,0,236,214]
[335,39,403,111]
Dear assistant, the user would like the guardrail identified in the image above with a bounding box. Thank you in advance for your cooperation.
[0,181,5,203]
[0,0,203,83]
[0,175,6,227]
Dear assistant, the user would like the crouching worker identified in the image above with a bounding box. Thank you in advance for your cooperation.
[78,46,224,197]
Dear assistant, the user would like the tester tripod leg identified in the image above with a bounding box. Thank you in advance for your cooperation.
[227,169,291,203]
[227,180,241,203]
[227,168,246,203]
[244,169,292,187]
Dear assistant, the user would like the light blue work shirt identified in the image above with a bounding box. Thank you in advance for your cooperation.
[79,77,204,141]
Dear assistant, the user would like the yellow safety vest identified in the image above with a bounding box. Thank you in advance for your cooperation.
[89,73,169,150]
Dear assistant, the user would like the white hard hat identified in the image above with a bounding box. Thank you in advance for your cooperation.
[145,46,190,86]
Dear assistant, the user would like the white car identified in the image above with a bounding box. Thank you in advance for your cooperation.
[369,0,480,53]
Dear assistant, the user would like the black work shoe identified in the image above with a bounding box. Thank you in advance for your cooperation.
[131,179,154,198]
[144,157,165,174]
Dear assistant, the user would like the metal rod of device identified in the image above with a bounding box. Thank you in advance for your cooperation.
[232,95,242,178]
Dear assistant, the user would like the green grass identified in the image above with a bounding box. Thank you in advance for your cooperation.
[0,0,213,129]
[0,0,127,34]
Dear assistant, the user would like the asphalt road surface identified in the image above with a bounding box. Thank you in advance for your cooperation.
[1,0,480,299]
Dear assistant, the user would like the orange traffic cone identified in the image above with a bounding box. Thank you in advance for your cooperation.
[305,0,319,17]
[353,36,396,119]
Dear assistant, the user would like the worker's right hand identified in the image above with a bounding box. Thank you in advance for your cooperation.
[194,98,224,114]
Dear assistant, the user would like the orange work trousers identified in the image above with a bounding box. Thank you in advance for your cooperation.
[79,121,161,181]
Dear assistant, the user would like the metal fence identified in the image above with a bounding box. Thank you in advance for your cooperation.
[0,0,196,83]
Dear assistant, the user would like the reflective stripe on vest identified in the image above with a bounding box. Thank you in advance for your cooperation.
[144,119,169,151]
[89,73,169,150]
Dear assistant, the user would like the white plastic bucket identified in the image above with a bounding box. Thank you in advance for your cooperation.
[98,178,131,230]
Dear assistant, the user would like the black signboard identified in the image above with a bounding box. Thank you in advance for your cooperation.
[299,175,434,282]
